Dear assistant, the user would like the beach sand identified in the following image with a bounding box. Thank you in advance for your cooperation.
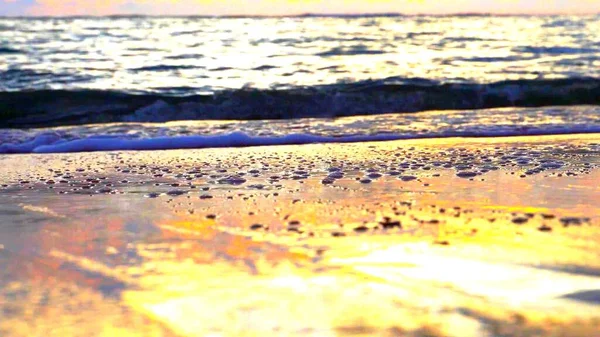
[1,134,600,336]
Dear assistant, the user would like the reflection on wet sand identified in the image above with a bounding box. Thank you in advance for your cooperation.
[1,135,600,336]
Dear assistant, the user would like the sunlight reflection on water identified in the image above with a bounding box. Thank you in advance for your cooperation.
[1,15,599,93]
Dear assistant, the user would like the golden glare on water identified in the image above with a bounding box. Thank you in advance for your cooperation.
[2,15,600,94]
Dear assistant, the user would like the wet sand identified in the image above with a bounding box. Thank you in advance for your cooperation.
[1,134,600,336]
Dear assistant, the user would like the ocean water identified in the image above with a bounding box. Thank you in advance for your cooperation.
[1,15,600,153]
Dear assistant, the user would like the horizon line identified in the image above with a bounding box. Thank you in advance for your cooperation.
[1,11,599,19]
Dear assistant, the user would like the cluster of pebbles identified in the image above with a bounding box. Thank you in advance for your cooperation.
[1,139,598,240]
[3,141,598,191]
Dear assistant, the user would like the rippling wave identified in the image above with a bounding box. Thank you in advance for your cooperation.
[1,78,598,127]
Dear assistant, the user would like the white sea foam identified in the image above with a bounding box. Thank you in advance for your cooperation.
[18,132,404,154]
[1,127,598,154]
[2,105,599,154]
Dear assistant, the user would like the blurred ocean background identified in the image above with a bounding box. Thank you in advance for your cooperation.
[1,14,599,153]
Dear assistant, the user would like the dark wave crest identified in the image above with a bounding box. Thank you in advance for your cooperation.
[0,47,23,54]
[1,77,599,127]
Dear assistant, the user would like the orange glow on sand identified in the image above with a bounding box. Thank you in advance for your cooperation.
[1,134,600,335]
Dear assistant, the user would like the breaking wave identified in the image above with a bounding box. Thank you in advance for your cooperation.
[2,105,599,154]
[1,77,599,127]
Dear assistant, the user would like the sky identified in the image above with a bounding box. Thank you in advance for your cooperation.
[0,0,599,16]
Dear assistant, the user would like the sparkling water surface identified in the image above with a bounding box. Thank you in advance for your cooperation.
[1,15,599,94]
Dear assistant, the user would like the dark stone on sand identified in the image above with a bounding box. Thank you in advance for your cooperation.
[512,217,529,224]
[217,176,247,185]
[249,224,264,230]
[560,217,589,227]
[379,217,402,229]
[328,172,344,179]
[353,226,369,233]
[166,190,186,196]
[456,171,478,178]
[537,225,552,232]
[399,176,417,181]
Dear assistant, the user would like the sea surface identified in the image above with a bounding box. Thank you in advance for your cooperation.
[1,15,600,153]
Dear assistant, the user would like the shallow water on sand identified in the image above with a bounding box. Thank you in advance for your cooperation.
[1,134,600,336]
